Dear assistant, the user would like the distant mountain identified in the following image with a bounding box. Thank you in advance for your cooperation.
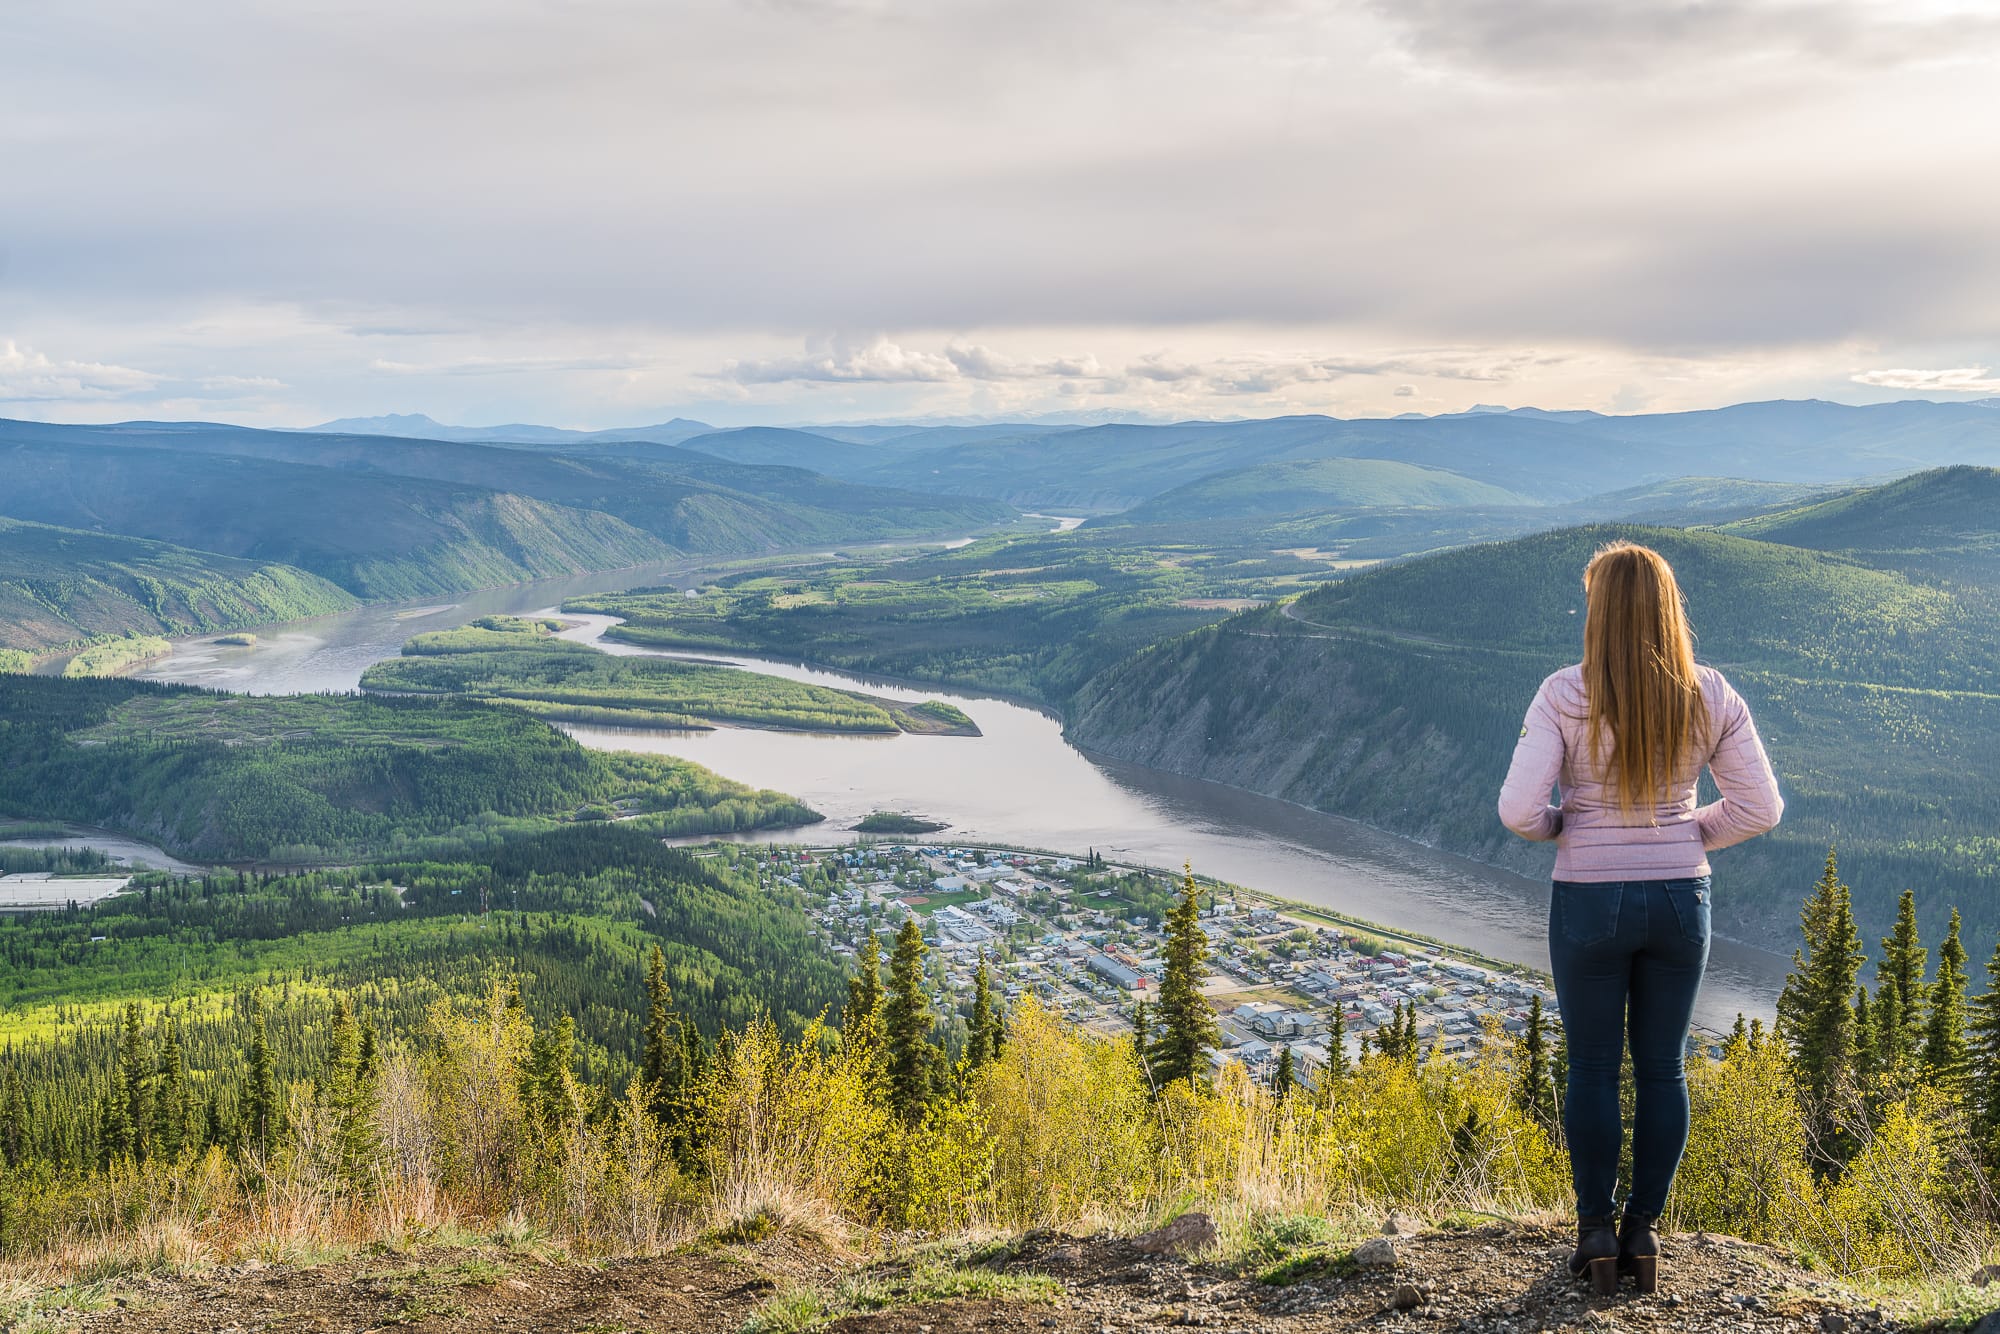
[1068,506,2000,952]
[861,399,2000,511]
[1093,458,1534,527]
[0,518,357,654]
[671,427,888,478]
[306,413,718,447]
[0,419,1015,600]
[1720,465,2000,580]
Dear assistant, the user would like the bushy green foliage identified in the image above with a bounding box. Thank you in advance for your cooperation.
[58,635,171,678]
[0,675,818,862]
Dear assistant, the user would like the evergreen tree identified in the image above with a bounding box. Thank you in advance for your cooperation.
[1875,888,1928,1075]
[152,1020,191,1159]
[641,945,674,1099]
[0,1066,25,1168]
[1920,908,1970,1097]
[844,932,884,1057]
[1851,986,1880,1089]
[1969,934,2000,1163]
[1324,1003,1351,1081]
[966,955,999,1069]
[243,992,280,1156]
[1725,1013,1750,1058]
[1273,1045,1295,1100]
[1150,863,1219,1089]
[525,1013,582,1136]
[882,917,935,1121]
[1776,849,1865,1149]
[1131,999,1152,1077]
[109,1003,151,1163]
[1514,993,1557,1130]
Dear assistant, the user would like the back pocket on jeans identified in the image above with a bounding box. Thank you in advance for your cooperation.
[1552,882,1622,947]
[1663,879,1712,946]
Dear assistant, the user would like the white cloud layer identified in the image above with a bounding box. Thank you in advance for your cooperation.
[5,0,2000,423]
[1851,366,2000,394]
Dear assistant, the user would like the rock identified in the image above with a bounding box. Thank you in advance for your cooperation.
[1968,1313,2000,1334]
[1133,1212,1219,1257]
[1819,1315,1847,1334]
[1973,1263,2000,1287]
[1382,1211,1421,1237]
[1352,1237,1399,1269]
[1390,1282,1431,1311]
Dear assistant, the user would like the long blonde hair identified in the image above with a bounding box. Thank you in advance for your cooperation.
[1581,540,1707,816]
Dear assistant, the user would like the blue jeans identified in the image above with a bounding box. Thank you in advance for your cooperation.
[1547,876,1711,1219]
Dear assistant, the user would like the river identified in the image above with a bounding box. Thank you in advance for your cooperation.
[134,563,1791,1027]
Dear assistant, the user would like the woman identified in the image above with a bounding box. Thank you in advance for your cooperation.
[1498,540,1782,1295]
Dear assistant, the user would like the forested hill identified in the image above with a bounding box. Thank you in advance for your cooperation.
[0,674,819,862]
[0,419,1015,610]
[0,517,357,654]
[1066,518,2000,951]
[1720,465,2000,581]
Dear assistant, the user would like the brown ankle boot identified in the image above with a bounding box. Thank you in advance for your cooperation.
[1570,1215,1619,1294]
[1618,1212,1660,1293]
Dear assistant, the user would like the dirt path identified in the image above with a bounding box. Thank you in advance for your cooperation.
[67,1219,1960,1334]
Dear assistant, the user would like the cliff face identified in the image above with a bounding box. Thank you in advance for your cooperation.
[1064,609,1559,887]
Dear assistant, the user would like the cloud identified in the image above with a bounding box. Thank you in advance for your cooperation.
[1365,0,2000,81]
[943,342,1106,380]
[1851,366,2000,394]
[197,374,288,393]
[368,354,646,376]
[716,337,959,385]
[0,341,160,402]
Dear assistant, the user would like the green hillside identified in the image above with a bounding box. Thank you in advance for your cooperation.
[0,674,819,862]
[1720,465,2000,580]
[0,439,675,600]
[1097,457,1532,526]
[1067,522,2000,950]
[0,517,357,655]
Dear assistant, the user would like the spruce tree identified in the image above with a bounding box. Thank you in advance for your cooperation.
[1325,1003,1351,1081]
[1725,1013,1749,1058]
[641,944,674,1101]
[0,1066,25,1168]
[1131,999,1152,1076]
[882,917,935,1121]
[1875,888,1928,1074]
[1515,993,1557,1130]
[243,992,280,1156]
[1150,863,1219,1089]
[112,1003,151,1163]
[1273,1045,1295,1100]
[153,1021,191,1159]
[1968,934,2000,1164]
[844,932,884,1058]
[1776,849,1865,1143]
[1920,908,1970,1097]
[966,956,999,1069]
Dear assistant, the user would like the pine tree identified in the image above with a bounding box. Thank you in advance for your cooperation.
[1131,999,1152,1078]
[641,945,674,1101]
[0,1066,25,1168]
[1875,888,1928,1075]
[844,932,884,1058]
[152,1020,191,1159]
[966,956,999,1069]
[1920,908,1970,1098]
[1273,1045,1295,1100]
[243,992,280,1156]
[1969,934,2000,1164]
[525,1014,582,1136]
[1325,1003,1351,1081]
[1725,1013,1750,1058]
[882,917,935,1122]
[1514,993,1557,1130]
[1776,849,1865,1148]
[1150,863,1219,1089]
[110,1003,152,1163]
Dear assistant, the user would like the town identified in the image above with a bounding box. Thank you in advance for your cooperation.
[718,839,1567,1090]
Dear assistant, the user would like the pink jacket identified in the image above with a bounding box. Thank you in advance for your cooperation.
[1498,664,1783,882]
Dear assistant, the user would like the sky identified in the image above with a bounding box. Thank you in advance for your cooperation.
[5,0,2000,429]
